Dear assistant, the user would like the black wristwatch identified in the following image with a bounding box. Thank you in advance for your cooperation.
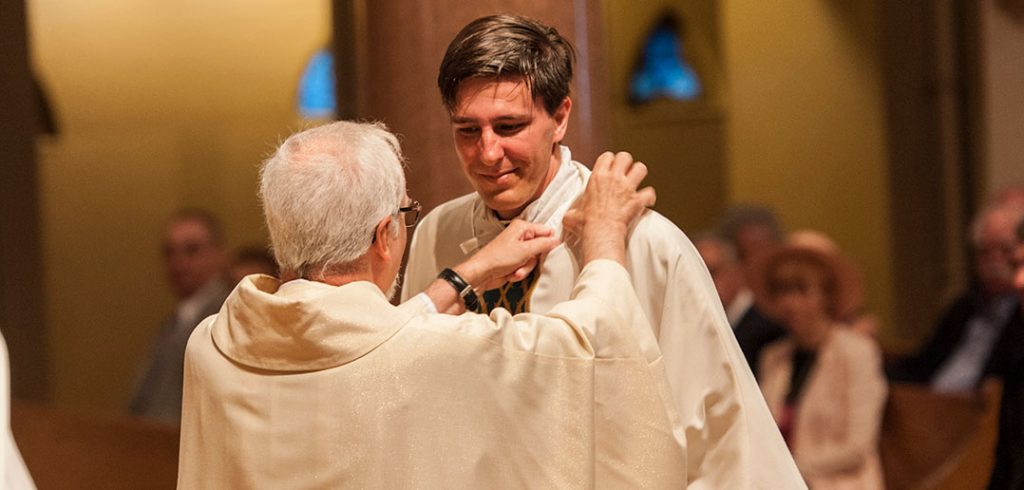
[438,268,480,312]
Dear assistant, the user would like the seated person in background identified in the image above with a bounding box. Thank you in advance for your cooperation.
[228,245,277,284]
[718,203,785,274]
[178,121,689,488]
[756,240,888,489]
[887,204,1024,393]
[696,233,785,377]
[987,216,1024,490]
[130,208,229,425]
[787,230,880,338]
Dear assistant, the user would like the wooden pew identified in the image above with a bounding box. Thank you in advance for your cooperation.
[880,380,1001,489]
[10,401,179,489]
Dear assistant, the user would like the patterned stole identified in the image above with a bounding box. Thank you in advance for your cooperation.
[473,267,541,315]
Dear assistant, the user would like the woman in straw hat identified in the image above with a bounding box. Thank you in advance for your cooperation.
[755,236,888,489]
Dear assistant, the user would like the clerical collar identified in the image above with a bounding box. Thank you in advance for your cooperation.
[461,145,586,255]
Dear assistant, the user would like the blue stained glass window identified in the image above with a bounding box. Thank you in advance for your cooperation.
[298,48,337,119]
[629,17,701,104]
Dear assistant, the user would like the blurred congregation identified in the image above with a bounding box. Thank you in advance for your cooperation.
[2,0,1024,488]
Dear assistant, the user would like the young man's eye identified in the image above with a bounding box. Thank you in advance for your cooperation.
[456,126,480,136]
[496,123,526,134]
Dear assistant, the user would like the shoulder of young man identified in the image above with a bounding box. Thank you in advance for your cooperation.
[416,191,479,230]
[625,209,694,262]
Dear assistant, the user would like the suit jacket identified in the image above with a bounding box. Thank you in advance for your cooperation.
[178,261,686,488]
[989,307,1024,490]
[130,280,229,425]
[760,328,888,490]
[403,146,805,489]
[733,304,787,378]
[887,288,1019,386]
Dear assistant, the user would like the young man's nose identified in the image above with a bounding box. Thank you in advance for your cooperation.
[479,129,504,165]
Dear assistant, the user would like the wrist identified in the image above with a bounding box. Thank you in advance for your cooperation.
[438,267,481,312]
[584,218,627,234]
[580,223,628,266]
[451,261,485,290]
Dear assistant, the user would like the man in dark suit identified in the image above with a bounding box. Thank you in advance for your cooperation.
[130,208,229,425]
[888,205,1023,393]
[987,216,1024,490]
[696,234,785,377]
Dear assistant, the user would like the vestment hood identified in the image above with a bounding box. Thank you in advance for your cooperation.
[209,275,412,372]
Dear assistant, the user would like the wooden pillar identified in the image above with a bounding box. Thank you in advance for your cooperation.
[881,1,975,344]
[333,0,609,213]
[0,0,49,400]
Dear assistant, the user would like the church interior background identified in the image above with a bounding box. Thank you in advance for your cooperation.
[2,0,1024,487]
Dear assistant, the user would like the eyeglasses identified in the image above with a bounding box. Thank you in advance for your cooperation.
[372,200,421,244]
[399,200,421,228]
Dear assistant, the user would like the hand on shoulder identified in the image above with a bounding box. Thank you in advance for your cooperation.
[563,151,656,265]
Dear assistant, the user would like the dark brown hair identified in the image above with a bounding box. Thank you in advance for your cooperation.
[438,14,575,115]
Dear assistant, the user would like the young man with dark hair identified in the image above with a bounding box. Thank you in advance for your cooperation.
[404,14,803,488]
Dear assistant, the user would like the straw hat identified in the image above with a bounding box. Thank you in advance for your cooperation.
[752,230,864,322]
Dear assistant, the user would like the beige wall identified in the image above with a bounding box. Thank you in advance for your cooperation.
[602,0,727,233]
[981,0,1024,196]
[29,0,331,410]
[723,1,896,336]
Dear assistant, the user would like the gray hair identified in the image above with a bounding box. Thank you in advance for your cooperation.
[717,204,784,246]
[259,121,406,278]
[693,231,739,264]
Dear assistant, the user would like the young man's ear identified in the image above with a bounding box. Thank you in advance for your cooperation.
[551,97,572,144]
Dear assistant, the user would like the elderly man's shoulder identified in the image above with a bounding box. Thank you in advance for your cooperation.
[183,314,220,367]
[401,307,599,360]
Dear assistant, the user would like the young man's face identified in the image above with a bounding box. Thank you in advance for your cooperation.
[449,77,571,219]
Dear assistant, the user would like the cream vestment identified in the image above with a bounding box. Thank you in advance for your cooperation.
[178,261,685,488]
[403,146,805,489]
[1,333,35,489]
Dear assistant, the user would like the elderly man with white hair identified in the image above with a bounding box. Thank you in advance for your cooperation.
[888,203,1024,392]
[176,121,687,488]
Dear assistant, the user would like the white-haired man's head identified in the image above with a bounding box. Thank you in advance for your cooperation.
[970,204,1024,296]
[259,121,408,291]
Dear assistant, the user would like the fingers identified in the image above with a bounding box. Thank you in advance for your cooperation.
[626,161,648,188]
[609,151,634,175]
[509,256,538,282]
[509,220,554,240]
[596,151,646,189]
[637,186,656,209]
[562,209,582,231]
[592,151,615,172]
[521,235,561,257]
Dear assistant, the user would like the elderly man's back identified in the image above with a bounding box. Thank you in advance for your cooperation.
[178,266,683,488]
